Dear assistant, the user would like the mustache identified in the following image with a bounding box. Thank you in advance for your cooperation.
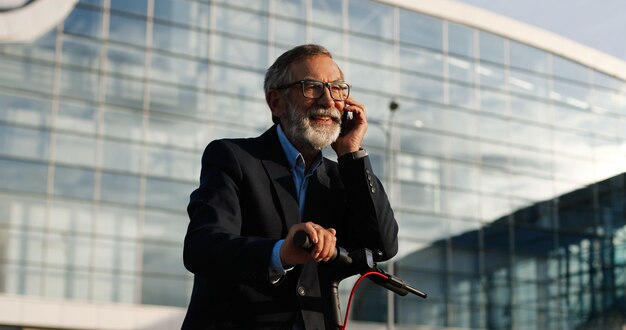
[307,108,341,123]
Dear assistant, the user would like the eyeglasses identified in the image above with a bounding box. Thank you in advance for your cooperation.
[275,79,351,101]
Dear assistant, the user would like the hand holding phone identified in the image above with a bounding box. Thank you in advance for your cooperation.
[339,110,353,136]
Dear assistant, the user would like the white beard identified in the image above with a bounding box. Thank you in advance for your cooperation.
[283,101,341,151]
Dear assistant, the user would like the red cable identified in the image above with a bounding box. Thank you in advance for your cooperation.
[341,271,390,330]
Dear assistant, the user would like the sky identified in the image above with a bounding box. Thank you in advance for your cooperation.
[451,0,626,62]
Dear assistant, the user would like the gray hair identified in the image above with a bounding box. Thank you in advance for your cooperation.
[264,44,341,123]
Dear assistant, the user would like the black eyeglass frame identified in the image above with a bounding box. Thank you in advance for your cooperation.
[275,79,351,101]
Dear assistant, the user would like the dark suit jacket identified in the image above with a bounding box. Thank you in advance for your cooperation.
[182,125,398,329]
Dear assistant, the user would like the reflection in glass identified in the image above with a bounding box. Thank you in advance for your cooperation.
[60,68,99,102]
[0,93,51,127]
[55,133,97,167]
[100,172,140,205]
[53,166,94,200]
[154,0,210,28]
[61,37,101,69]
[107,44,145,78]
[311,0,342,29]
[215,6,268,40]
[0,124,49,161]
[102,140,141,173]
[109,14,146,47]
[64,7,102,39]
[349,0,394,39]
[153,22,208,58]
[151,53,208,87]
[399,9,441,50]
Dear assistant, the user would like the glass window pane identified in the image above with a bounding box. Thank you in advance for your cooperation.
[64,7,103,39]
[153,22,208,58]
[311,0,342,29]
[399,46,443,77]
[0,93,51,128]
[145,146,198,181]
[59,68,100,102]
[102,140,141,173]
[479,31,504,64]
[147,116,210,150]
[53,165,94,200]
[150,54,208,87]
[154,0,210,29]
[109,13,146,47]
[55,133,97,167]
[107,44,145,78]
[61,37,102,70]
[509,41,547,74]
[100,172,140,205]
[103,107,143,141]
[105,75,144,109]
[349,0,394,39]
[448,23,473,58]
[110,0,147,16]
[0,58,54,94]
[145,178,194,211]
[348,34,394,66]
[213,35,267,69]
[399,9,442,50]
[0,159,48,194]
[49,199,94,234]
[149,83,208,119]
[553,55,588,83]
[215,6,268,40]
[56,101,97,134]
[0,124,49,161]
[274,18,306,46]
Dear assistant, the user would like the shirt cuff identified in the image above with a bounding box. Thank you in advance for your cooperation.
[269,240,294,284]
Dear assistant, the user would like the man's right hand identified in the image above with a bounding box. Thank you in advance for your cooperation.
[280,222,337,266]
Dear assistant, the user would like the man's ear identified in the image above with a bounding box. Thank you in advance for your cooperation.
[266,89,287,120]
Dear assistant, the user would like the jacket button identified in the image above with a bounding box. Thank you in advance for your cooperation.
[297,286,306,296]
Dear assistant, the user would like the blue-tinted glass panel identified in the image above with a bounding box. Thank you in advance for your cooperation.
[63,7,102,39]
[553,55,588,83]
[448,23,473,58]
[213,35,267,69]
[100,172,140,205]
[103,107,143,141]
[509,41,547,74]
[509,95,551,125]
[311,0,342,29]
[55,133,97,167]
[509,69,549,98]
[0,58,54,94]
[215,6,268,40]
[154,0,210,28]
[143,210,188,242]
[348,34,394,66]
[349,0,394,39]
[0,93,51,128]
[273,0,305,18]
[110,0,147,16]
[151,54,208,87]
[399,9,442,50]
[147,116,210,150]
[398,72,443,103]
[109,13,146,47]
[0,30,57,62]
[61,37,101,70]
[310,26,344,57]
[141,274,189,307]
[145,178,194,211]
[149,83,208,119]
[59,68,99,102]
[210,93,269,128]
[153,23,208,58]
[0,124,49,161]
[105,76,144,109]
[210,64,265,100]
[480,89,508,115]
[399,46,443,77]
[145,146,198,181]
[449,81,475,109]
[53,166,94,200]
[107,44,145,78]
[0,159,48,194]
[214,0,267,11]
[102,140,141,173]
[477,62,506,90]
[479,31,504,64]
[274,18,306,46]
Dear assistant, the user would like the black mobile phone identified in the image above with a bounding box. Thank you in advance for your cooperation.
[340,111,353,136]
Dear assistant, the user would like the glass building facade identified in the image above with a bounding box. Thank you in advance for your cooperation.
[1,0,626,329]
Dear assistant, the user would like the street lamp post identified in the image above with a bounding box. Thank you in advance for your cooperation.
[386,100,399,330]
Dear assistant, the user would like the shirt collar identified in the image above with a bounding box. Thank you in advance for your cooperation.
[276,125,323,172]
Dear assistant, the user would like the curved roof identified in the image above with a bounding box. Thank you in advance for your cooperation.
[379,0,626,82]
[0,0,78,42]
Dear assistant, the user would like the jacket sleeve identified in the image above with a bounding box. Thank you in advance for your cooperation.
[337,154,399,261]
[183,140,277,282]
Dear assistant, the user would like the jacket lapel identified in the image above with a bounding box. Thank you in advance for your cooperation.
[256,126,301,232]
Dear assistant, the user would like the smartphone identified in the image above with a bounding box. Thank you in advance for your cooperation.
[340,110,353,136]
